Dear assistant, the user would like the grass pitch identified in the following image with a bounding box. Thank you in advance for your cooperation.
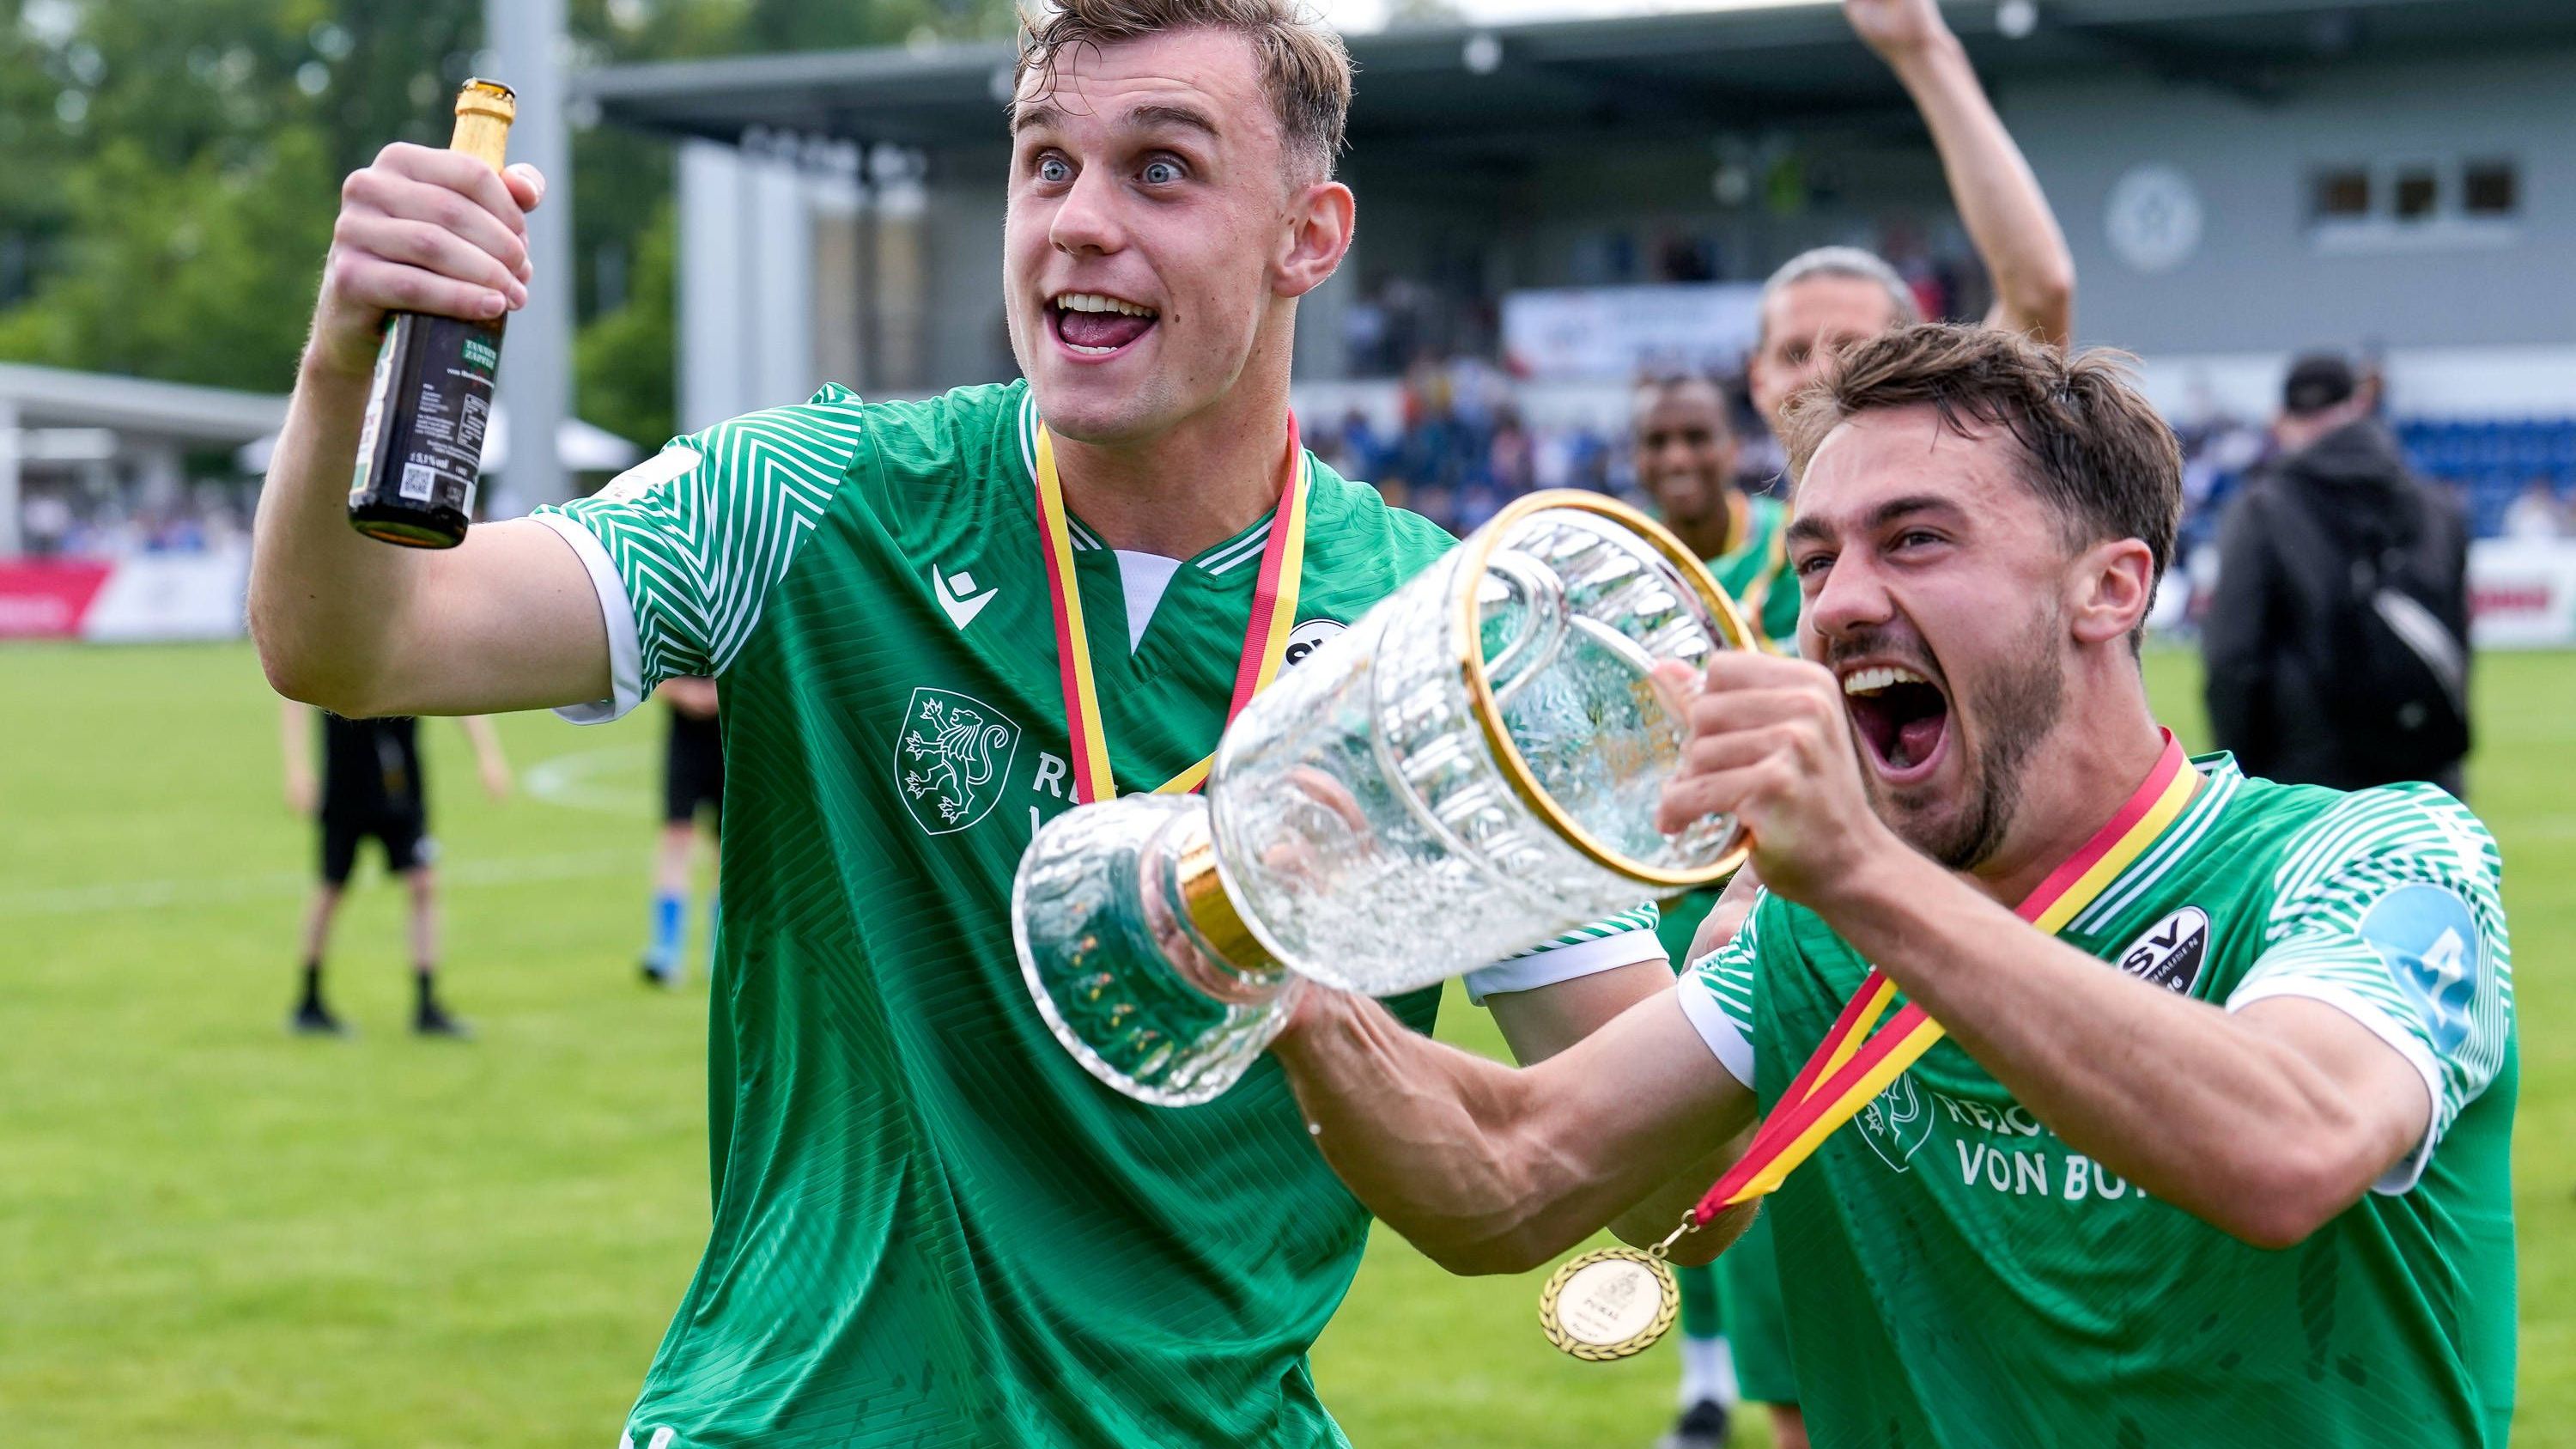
[0,642,2567,1447]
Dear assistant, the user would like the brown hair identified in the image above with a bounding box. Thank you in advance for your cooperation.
[1013,0,1354,181]
[1783,324,2183,599]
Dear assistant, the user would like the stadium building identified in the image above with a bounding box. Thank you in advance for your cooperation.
[580,1,2573,391]
[573,0,2576,627]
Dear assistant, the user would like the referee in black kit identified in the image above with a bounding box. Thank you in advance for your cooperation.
[282,703,511,1036]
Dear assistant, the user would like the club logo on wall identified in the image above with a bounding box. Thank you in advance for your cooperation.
[2104,163,2203,275]
[2117,905,2210,995]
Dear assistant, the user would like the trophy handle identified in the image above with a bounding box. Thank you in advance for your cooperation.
[1566,614,1667,687]
[1481,548,1571,708]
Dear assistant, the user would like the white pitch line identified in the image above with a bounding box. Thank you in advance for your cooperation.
[0,849,638,920]
[521,744,654,816]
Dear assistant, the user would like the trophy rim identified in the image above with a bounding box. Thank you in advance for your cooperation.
[1453,489,1756,891]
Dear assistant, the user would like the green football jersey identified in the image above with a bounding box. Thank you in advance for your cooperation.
[1656,491,1801,974]
[531,381,1663,1448]
[1710,491,1800,651]
[1678,756,2514,1447]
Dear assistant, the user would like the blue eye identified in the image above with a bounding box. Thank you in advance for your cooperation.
[1141,159,1182,185]
[1036,156,1071,184]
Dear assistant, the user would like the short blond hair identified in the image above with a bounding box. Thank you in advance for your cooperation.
[1012,0,1354,180]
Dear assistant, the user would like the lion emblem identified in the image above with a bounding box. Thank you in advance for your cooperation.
[893,687,1023,835]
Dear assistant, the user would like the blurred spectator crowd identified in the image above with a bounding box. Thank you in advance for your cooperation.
[12,368,2576,563]
[1308,353,2576,552]
[1306,355,1788,536]
[18,483,251,559]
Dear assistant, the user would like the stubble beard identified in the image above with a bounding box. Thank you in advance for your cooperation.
[1877,606,2068,872]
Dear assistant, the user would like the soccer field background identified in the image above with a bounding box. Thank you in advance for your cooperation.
[2,642,2567,1447]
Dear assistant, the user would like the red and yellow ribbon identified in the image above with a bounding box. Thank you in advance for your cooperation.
[1033,418,1310,804]
[1694,733,2197,1215]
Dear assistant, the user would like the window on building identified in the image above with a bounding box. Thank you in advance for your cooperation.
[2463,159,2519,217]
[2312,167,2372,221]
[2309,155,2520,253]
[2392,165,2441,221]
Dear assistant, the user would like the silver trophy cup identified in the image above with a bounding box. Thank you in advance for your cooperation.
[1012,490,1756,1105]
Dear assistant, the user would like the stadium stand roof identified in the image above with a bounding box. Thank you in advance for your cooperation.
[0,362,285,444]
[574,0,2576,162]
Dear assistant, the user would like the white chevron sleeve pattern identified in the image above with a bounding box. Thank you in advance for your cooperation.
[532,387,870,723]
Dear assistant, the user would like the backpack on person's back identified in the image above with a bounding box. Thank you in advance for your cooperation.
[2243,457,2470,785]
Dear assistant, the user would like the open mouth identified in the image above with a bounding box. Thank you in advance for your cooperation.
[1048,291,1159,357]
[1841,663,1952,784]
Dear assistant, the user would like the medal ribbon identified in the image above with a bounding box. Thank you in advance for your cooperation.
[1690,732,2196,1218]
[1034,418,1309,805]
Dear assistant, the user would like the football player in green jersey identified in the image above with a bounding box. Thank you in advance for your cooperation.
[1666,5,2081,1441]
[1631,371,1779,1448]
[1272,324,2514,1449]
[1635,375,1798,651]
[247,0,1678,1443]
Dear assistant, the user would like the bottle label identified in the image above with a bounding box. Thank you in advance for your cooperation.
[350,328,399,501]
[351,314,501,528]
[389,315,498,517]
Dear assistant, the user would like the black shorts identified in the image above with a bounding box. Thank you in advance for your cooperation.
[319,806,432,886]
[664,711,724,826]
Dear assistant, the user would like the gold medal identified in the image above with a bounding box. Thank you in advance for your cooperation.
[1536,1246,1679,1361]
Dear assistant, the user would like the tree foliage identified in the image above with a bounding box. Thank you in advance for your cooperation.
[0,0,1016,445]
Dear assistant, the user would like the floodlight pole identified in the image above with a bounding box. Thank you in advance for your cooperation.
[487,0,574,514]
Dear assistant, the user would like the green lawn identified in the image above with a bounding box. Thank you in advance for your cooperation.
[0,642,2566,1446]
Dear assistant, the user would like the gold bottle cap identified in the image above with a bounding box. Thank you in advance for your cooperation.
[457,78,518,120]
[449,79,516,174]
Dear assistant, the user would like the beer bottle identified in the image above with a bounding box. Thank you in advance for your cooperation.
[348,79,518,548]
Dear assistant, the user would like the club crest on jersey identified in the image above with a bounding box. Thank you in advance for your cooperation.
[1282,618,1348,671]
[1855,1071,1933,1172]
[895,687,1024,836]
[2117,905,2209,995]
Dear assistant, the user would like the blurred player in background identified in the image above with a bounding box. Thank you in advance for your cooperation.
[1653,0,2080,1441]
[640,676,720,988]
[281,703,509,1037]
[1746,0,2074,435]
[1629,370,1780,1448]
[247,0,1684,1441]
[1636,375,1798,649]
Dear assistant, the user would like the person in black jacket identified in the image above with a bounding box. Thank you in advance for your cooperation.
[2202,354,2472,797]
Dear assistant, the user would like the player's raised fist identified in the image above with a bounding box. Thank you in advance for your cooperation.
[1656,651,1895,909]
[307,143,545,381]
[1843,0,1955,58]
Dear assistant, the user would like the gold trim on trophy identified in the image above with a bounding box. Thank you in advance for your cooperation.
[1454,490,1756,891]
[1173,833,1279,977]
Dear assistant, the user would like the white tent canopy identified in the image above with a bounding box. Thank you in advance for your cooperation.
[234,407,643,478]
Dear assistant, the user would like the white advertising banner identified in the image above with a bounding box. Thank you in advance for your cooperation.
[2153,539,2576,649]
[1502,283,1764,383]
[0,551,249,642]
[2466,539,2576,649]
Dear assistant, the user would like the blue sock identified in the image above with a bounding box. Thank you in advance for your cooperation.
[646,891,686,968]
